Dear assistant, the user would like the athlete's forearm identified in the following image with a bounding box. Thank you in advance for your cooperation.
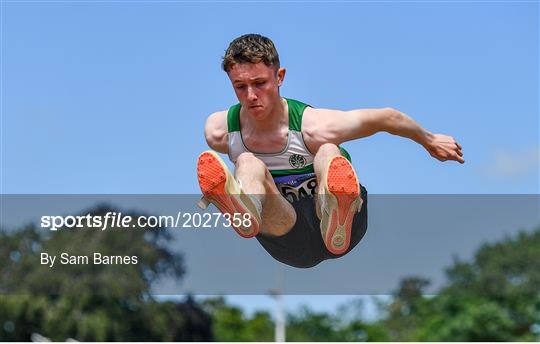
[382,109,434,148]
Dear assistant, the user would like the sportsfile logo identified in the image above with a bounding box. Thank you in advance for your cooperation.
[41,212,133,231]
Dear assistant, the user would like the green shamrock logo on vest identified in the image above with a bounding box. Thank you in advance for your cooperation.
[289,154,306,169]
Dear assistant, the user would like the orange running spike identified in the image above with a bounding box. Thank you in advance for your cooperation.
[319,156,362,255]
[197,151,261,238]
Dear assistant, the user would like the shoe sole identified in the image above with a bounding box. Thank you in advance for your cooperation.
[197,151,261,238]
[321,156,361,255]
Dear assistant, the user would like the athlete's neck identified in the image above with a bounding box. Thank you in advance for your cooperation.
[241,97,288,133]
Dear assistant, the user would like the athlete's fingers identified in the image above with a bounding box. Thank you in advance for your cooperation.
[435,154,446,162]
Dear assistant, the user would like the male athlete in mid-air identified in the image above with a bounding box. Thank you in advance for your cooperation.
[197,34,464,268]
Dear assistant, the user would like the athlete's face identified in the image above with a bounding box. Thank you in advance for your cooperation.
[227,62,285,119]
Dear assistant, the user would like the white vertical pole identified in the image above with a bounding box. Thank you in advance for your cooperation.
[270,267,286,342]
[275,291,285,342]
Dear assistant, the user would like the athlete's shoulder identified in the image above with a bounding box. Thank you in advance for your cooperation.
[204,110,228,154]
[301,106,334,133]
[302,106,347,151]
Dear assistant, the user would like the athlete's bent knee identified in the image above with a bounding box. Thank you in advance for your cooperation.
[236,152,263,167]
[316,143,340,156]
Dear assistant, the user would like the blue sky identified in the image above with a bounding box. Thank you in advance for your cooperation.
[2,1,538,195]
[2,1,538,316]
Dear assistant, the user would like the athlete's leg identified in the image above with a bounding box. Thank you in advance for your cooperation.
[235,152,296,236]
[313,143,362,255]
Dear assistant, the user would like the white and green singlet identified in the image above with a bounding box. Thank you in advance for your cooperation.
[227,98,351,202]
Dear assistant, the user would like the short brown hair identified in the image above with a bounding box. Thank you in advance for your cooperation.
[222,34,280,73]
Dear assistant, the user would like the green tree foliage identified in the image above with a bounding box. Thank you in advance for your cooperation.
[0,205,213,341]
[286,306,345,341]
[382,277,432,340]
[382,229,540,341]
[202,297,274,341]
[201,297,389,342]
[3,203,538,341]
[286,304,388,342]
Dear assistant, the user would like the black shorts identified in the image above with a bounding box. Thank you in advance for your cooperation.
[256,185,368,268]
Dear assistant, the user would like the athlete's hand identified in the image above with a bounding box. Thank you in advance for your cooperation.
[424,134,464,163]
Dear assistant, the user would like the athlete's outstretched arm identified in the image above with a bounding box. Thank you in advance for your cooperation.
[303,107,464,163]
